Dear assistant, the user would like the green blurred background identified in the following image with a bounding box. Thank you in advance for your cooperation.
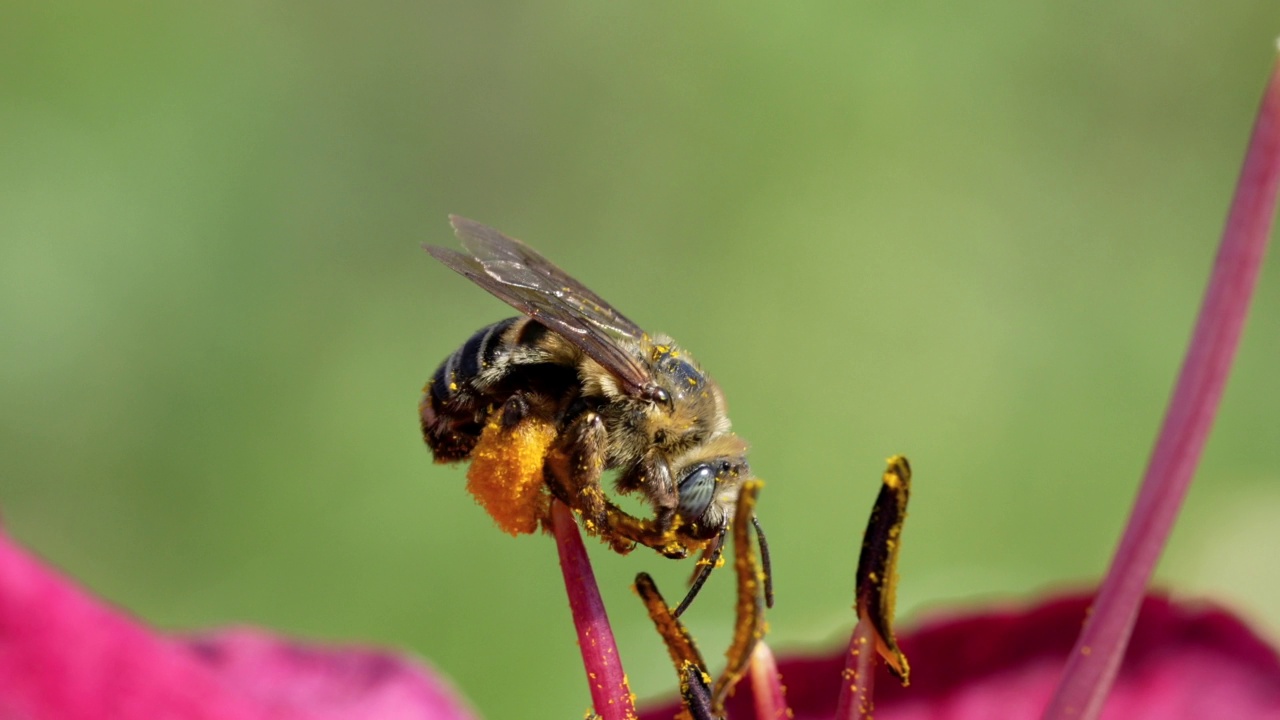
[3,2,1279,716]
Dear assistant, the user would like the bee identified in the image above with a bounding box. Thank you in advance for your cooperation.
[421,216,771,613]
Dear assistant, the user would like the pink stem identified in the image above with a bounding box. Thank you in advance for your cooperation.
[551,501,637,720]
[748,641,789,720]
[833,616,878,720]
[1043,51,1280,720]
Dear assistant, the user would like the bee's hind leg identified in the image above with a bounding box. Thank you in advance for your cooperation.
[499,391,531,429]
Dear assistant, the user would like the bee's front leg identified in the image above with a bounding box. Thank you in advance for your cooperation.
[616,452,678,533]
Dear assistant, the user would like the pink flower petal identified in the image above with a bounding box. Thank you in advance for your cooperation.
[0,529,476,720]
[639,594,1280,720]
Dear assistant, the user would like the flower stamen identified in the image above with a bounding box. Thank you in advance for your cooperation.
[854,456,912,684]
[711,480,768,710]
[1044,48,1280,720]
[836,456,914,720]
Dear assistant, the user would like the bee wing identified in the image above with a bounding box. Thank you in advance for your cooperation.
[425,216,653,397]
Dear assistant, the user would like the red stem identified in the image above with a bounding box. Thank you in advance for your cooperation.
[1043,52,1280,719]
[833,616,878,720]
[748,641,789,720]
[551,501,637,720]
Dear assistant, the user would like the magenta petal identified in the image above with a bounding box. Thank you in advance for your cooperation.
[0,530,476,720]
[639,594,1280,720]
[181,630,478,720]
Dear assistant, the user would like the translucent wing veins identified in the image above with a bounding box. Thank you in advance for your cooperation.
[425,216,654,397]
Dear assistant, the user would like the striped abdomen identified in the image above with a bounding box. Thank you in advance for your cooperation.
[420,317,578,461]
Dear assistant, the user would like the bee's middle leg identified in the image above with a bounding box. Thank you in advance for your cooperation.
[543,411,612,537]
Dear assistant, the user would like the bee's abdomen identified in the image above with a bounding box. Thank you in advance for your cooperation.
[428,318,517,403]
[423,316,587,461]
[421,317,518,461]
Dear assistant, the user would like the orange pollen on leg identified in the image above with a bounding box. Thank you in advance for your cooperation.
[465,414,558,535]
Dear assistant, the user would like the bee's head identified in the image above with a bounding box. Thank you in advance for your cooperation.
[670,436,750,538]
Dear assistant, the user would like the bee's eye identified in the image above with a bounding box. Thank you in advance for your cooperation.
[676,465,716,521]
[644,385,673,411]
[654,388,672,409]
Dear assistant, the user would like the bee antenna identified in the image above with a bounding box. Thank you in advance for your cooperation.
[673,532,726,618]
[751,515,774,609]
